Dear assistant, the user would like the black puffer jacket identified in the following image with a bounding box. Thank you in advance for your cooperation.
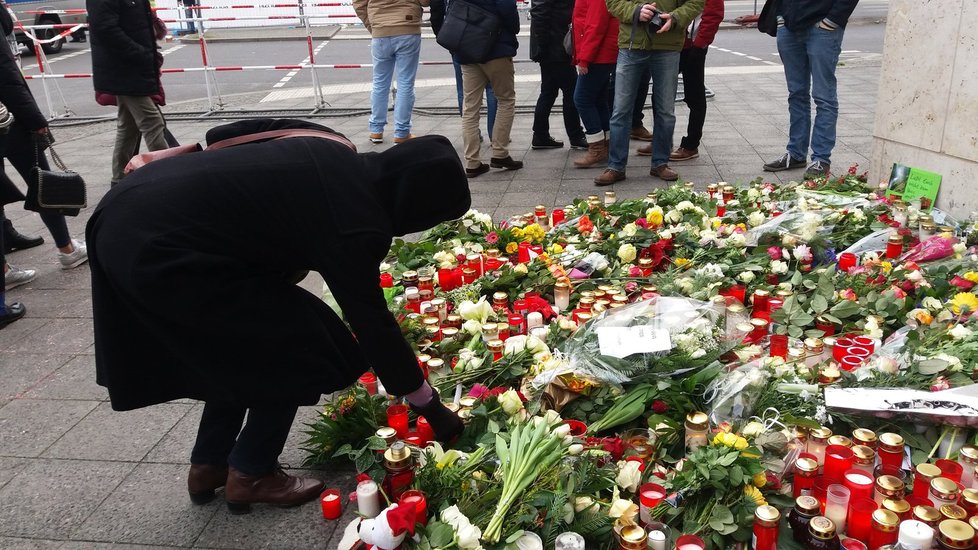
[87,0,160,96]
[780,0,859,31]
[529,0,573,64]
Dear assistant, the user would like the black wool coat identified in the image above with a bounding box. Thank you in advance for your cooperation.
[86,120,471,411]
[87,0,159,96]
[529,0,574,64]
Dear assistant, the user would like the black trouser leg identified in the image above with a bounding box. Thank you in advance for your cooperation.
[680,47,708,150]
[554,63,585,141]
[532,62,561,138]
[4,125,71,248]
[190,402,246,466]
[229,406,298,476]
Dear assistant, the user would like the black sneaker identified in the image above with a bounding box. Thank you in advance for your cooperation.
[531,135,563,149]
[0,302,26,329]
[466,163,490,178]
[569,136,588,150]
[490,156,524,170]
[804,160,831,180]
[763,153,806,172]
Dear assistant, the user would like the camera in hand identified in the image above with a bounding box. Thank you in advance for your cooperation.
[647,8,665,31]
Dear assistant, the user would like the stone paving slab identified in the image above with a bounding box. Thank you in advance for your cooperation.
[0,63,881,548]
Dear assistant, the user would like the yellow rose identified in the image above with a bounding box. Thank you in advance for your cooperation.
[734,436,749,451]
[511,227,524,238]
[674,258,691,268]
[617,244,637,263]
[753,472,767,488]
[551,243,564,254]
[965,272,978,284]
[513,263,529,275]
[647,207,664,226]
[505,242,518,254]
[880,261,893,273]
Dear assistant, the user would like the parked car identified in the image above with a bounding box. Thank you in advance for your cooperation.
[3,0,87,54]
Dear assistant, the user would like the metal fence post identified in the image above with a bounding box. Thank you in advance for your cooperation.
[300,0,327,109]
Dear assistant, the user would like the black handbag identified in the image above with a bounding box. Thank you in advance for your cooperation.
[25,134,86,216]
[757,0,781,37]
[435,0,501,64]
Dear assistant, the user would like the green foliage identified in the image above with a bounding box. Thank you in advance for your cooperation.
[301,386,388,466]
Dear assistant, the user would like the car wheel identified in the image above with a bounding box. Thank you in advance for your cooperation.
[38,19,64,55]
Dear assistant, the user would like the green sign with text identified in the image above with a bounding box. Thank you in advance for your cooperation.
[886,163,942,211]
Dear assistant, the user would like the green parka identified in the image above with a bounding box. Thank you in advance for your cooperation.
[605,0,706,51]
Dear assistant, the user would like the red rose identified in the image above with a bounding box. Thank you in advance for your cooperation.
[651,400,669,413]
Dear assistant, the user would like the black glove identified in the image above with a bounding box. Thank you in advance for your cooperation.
[408,388,463,443]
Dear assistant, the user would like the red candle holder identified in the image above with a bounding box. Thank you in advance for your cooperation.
[625,455,647,472]
[840,356,865,371]
[416,416,435,443]
[386,404,409,438]
[752,292,770,312]
[838,252,858,272]
[874,464,907,483]
[936,459,964,483]
[770,334,789,359]
[320,488,342,520]
[768,297,785,313]
[358,372,378,395]
[846,497,878,543]
[517,242,531,264]
[399,489,428,526]
[844,468,876,502]
[816,319,837,336]
[675,534,706,549]
[379,273,394,288]
[552,208,565,226]
[728,284,746,305]
[852,336,876,353]
[814,475,837,513]
[404,432,424,447]
[825,445,855,481]
[833,337,854,362]
[436,268,456,291]
[904,495,934,508]
[563,419,587,437]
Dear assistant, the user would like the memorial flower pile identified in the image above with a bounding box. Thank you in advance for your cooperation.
[311,172,978,550]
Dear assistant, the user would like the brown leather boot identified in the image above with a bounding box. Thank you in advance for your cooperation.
[224,466,325,514]
[593,169,626,186]
[188,464,229,505]
[573,139,608,168]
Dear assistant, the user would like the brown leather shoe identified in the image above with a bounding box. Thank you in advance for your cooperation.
[393,134,416,144]
[573,139,608,168]
[224,466,325,514]
[369,133,383,144]
[630,126,653,141]
[188,464,229,505]
[670,147,699,161]
[650,165,679,181]
[594,169,626,186]
[636,143,652,156]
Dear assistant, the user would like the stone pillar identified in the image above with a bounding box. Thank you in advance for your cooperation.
[871,0,978,218]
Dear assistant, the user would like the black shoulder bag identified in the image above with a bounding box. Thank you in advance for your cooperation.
[757,0,781,37]
[435,0,501,64]
[26,134,86,216]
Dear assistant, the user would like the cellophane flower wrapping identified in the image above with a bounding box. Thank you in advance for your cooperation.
[705,360,772,429]
[744,208,836,247]
[552,296,751,389]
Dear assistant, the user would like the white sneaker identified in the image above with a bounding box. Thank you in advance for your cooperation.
[58,239,89,270]
[5,264,36,290]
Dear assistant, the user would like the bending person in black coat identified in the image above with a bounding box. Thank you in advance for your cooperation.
[87,119,470,514]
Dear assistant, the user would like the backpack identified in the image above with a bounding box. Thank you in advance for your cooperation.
[435,0,501,64]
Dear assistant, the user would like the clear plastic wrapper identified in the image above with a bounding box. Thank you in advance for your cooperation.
[704,361,772,428]
[745,208,836,247]
[551,296,751,388]
[842,228,894,257]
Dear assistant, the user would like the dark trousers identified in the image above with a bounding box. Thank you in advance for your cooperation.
[190,402,298,476]
[678,46,708,150]
[573,63,615,135]
[0,126,70,248]
[532,62,584,141]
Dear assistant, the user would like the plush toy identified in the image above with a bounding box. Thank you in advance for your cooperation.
[355,503,417,550]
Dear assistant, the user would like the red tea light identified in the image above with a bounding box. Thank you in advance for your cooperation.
[814,475,836,513]
[404,432,424,447]
[768,297,785,313]
[416,416,435,444]
[841,538,867,550]
[675,534,706,550]
[847,346,871,359]
[728,284,746,305]
[379,272,394,288]
[825,445,856,481]
[937,459,964,483]
[517,242,532,264]
[816,318,837,336]
[770,333,789,359]
[551,208,565,226]
[833,337,854,361]
[838,252,858,273]
[625,455,647,472]
[751,290,770,312]
[399,489,428,526]
[320,488,342,520]
[358,372,378,395]
[563,419,587,437]
[386,404,410,438]
[852,336,876,353]
[840,356,865,371]
[846,497,878,543]
[844,469,876,502]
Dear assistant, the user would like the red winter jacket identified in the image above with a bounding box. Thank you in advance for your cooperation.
[686,0,724,49]
[571,0,618,68]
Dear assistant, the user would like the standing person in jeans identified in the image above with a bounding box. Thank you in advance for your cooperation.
[529,0,586,150]
[762,0,858,180]
[639,0,723,161]
[595,0,705,186]
[431,0,523,178]
[88,0,168,185]
[353,0,427,144]
[570,0,618,168]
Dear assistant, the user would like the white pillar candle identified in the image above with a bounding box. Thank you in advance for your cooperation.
[526,311,544,330]
[648,530,667,550]
[897,520,934,550]
[355,480,381,518]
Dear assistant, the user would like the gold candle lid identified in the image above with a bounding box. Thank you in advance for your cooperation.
[427,358,445,370]
[619,524,646,544]
[962,488,978,506]
[375,426,397,444]
[921,221,937,230]
[970,516,978,534]
[441,327,459,339]
[915,505,942,523]
[722,185,735,193]
[852,445,876,464]
[492,291,508,302]
[727,303,746,314]
[827,435,851,447]
[576,313,593,322]
[876,475,905,493]
[422,317,440,327]
[872,509,900,531]
[883,498,911,516]
[809,516,836,539]
[805,337,825,351]
[430,297,447,307]
[941,504,968,521]
[916,463,942,481]
[938,519,975,547]
[960,445,978,464]
[534,204,547,214]
[554,281,569,290]
[487,339,504,353]
[384,441,413,469]
[852,428,877,446]
[481,323,498,333]
[879,432,904,452]
[685,411,709,430]
[888,234,904,245]
[754,505,780,527]
[458,396,478,408]
[445,314,462,326]
[401,270,418,281]
[932,477,960,498]
[810,426,832,441]
[485,248,501,259]
[795,457,819,474]
[796,496,820,514]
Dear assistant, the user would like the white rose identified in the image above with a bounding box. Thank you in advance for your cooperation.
[771,260,789,275]
[498,389,523,416]
[676,201,695,211]
[659,229,674,240]
[542,409,563,426]
[615,460,642,493]
[690,349,707,359]
[747,188,761,201]
[504,335,528,354]
[738,271,756,283]
[558,318,578,331]
[922,297,943,311]
[608,497,639,520]
[458,298,493,323]
[568,443,584,456]
[666,210,683,223]
[441,505,464,528]
[748,211,766,227]
[453,246,467,256]
[526,335,550,356]
[513,263,529,275]
[620,223,638,237]
[950,324,973,340]
[574,496,596,513]
[742,421,766,437]
[617,244,637,263]
[727,233,747,248]
[433,250,455,266]
[906,270,923,283]
[456,523,483,549]
[379,262,391,272]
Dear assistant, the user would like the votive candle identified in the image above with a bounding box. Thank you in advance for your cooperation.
[675,534,705,550]
[844,469,876,502]
[320,488,342,519]
[825,484,851,533]
[386,404,409,438]
[639,482,665,526]
[846,497,878,543]
[398,489,428,526]
[356,479,381,518]
[825,445,855,481]
[897,519,934,549]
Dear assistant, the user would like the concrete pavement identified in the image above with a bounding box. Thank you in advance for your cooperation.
[0,54,881,548]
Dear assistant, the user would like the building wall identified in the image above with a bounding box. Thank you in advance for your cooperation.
[870,0,978,218]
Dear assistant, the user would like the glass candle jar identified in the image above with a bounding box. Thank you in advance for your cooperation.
[932,477,963,509]
[915,505,944,530]
[847,497,879,543]
[638,482,665,526]
[790,496,822,543]
[753,505,781,550]
[876,475,906,506]
[675,534,706,550]
[795,457,820,498]
[616,524,646,550]
[383,441,415,501]
[937,519,976,549]
[684,412,709,454]
[845,468,876,502]
[869,509,900,549]
[883,497,911,521]
[938,459,965,484]
[920,222,937,241]
[809,427,833,466]
[487,339,504,361]
[878,433,905,470]
[554,532,586,550]
[825,445,856,481]
[898,519,935,550]
[853,428,878,449]
[916,464,944,501]
[552,281,571,312]
[885,234,904,259]
[604,191,617,206]
[961,489,978,518]
[752,289,771,313]
[852,446,877,476]
[960,446,978,489]
[825,484,852,533]
[806,516,840,550]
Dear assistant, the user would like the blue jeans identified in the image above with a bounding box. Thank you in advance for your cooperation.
[453,54,496,139]
[369,34,422,137]
[574,63,615,135]
[608,49,680,171]
[777,24,844,164]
